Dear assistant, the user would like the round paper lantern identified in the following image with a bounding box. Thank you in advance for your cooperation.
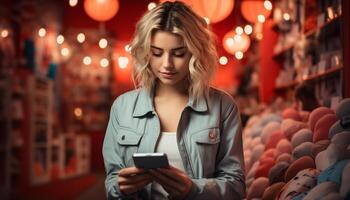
[223,30,251,54]
[241,0,271,23]
[84,0,119,22]
[160,0,234,24]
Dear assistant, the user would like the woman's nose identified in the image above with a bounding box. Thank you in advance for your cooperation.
[162,53,173,69]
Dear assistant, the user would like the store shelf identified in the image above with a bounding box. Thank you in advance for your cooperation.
[303,65,343,81]
[305,16,341,38]
[275,66,343,92]
[273,44,294,59]
[275,81,299,91]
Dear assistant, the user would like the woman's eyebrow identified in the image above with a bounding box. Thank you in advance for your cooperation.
[151,45,186,51]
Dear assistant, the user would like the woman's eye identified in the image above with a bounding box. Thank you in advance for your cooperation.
[152,52,162,57]
[173,52,186,57]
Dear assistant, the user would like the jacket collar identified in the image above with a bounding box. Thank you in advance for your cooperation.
[132,87,208,117]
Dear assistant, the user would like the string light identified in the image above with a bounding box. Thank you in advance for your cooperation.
[100,58,109,68]
[283,13,291,21]
[61,48,70,57]
[38,28,46,37]
[69,0,78,7]
[83,56,92,65]
[244,25,253,35]
[118,57,129,69]
[225,38,235,47]
[235,51,243,60]
[257,14,266,23]
[77,33,85,43]
[256,32,263,40]
[219,56,228,65]
[264,0,272,11]
[74,107,83,118]
[204,17,210,24]
[234,35,242,42]
[1,29,9,38]
[148,2,157,10]
[124,44,131,53]
[235,26,243,35]
[57,35,64,44]
[99,38,108,49]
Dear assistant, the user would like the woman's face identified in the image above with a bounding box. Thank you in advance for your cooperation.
[149,31,192,87]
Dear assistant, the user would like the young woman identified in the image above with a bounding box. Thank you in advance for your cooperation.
[103,1,245,199]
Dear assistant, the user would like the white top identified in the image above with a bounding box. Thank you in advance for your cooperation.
[156,132,185,171]
[151,132,185,199]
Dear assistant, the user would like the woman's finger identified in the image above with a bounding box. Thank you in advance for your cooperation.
[120,179,152,195]
[149,170,182,189]
[119,167,146,177]
[119,173,152,185]
[156,167,187,184]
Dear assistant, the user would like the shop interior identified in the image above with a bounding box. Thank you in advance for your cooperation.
[0,0,349,199]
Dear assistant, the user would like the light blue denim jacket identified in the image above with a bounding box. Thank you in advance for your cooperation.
[103,87,245,200]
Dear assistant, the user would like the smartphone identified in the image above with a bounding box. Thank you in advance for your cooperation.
[132,153,169,169]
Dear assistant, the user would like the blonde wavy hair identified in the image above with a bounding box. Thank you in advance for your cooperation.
[130,1,218,101]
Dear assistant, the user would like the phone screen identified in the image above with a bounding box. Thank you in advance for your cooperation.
[132,153,169,169]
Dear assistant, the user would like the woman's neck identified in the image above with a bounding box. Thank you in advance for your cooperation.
[154,81,188,99]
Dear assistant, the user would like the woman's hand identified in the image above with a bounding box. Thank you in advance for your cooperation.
[118,167,153,195]
[150,166,193,200]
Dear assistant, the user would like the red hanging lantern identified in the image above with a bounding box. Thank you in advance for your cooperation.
[159,0,234,24]
[84,0,119,22]
[223,30,251,54]
[241,0,271,23]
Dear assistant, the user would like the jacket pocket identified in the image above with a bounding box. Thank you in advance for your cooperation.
[116,128,143,166]
[193,127,220,144]
[191,127,220,177]
[116,129,142,145]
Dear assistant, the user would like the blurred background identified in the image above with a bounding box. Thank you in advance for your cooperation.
[0,0,349,199]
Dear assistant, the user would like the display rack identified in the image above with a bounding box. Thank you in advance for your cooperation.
[27,75,54,185]
[273,0,343,105]
[0,74,12,199]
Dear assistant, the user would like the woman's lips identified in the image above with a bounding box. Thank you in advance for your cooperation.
[160,71,177,78]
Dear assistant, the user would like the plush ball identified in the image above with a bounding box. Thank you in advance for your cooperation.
[255,157,275,178]
[261,121,281,144]
[303,181,339,200]
[318,159,350,187]
[281,119,308,140]
[331,131,350,148]
[308,107,334,131]
[328,120,350,139]
[250,144,265,166]
[291,128,313,148]
[247,177,269,199]
[276,139,293,158]
[246,161,260,181]
[260,148,277,161]
[313,113,337,143]
[335,98,350,119]
[282,108,302,121]
[292,142,314,161]
[311,140,330,159]
[262,182,285,200]
[340,161,350,199]
[315,144,350,171]
[276,153,292,163]
[299,111,310,122]
[268,161,289,185]
[321,193,342,200]
[277,168,320,200]
[285,156,315,182]
[265,131,286,150]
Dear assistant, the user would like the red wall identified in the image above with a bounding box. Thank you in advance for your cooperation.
[259,19,280,103]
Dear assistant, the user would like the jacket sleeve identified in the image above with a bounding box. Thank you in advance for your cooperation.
[103,100,140,200]
[185,101,246,200]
